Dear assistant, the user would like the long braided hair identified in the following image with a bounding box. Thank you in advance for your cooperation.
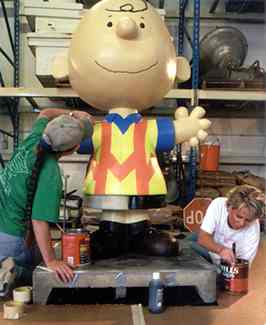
[25,142,50,221]
[24,113,91,222]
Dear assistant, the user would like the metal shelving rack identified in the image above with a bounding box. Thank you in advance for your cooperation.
[0,0,265,190]
[0,0,20,167]
[0,0,38,162]
[175,0,266,202]
[176,0,201,203]
[188,0,200,202]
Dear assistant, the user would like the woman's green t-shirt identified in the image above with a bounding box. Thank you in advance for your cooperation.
[0,117,63,237]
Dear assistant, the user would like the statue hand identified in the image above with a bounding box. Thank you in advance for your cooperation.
[173,106,211,146]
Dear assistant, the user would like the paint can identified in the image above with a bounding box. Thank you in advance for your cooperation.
[199,139,220,172]
[220,258,249,294]
[13,286,32,304]
[62,229,91,268]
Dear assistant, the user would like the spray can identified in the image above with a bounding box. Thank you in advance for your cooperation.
[148,272,164,313]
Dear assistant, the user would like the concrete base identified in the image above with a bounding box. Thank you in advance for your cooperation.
[33,241,217,305]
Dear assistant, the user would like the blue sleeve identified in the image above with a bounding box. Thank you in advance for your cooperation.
[156,118,175,152]
[77,138,93,154]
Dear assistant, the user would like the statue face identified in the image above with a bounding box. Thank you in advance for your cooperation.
[69,0,177,112]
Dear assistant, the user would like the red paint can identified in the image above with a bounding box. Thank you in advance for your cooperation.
[199,143,220,172]
[220,259,249,295]
[62,229,90,268]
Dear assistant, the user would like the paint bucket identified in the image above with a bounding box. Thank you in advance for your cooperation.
[62,229,91,268]
[13,286,32,304]
[220,259,249,294]
[199,140,220,172]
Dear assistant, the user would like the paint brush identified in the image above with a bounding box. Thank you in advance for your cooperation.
[56,223,65,233]
[36,265,54,273]
[232,242,236,258]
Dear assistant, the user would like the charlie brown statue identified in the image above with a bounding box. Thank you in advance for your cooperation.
[53,0,211,259]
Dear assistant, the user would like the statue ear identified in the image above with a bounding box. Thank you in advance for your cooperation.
[51,50,69,81]
[176,56,191,83]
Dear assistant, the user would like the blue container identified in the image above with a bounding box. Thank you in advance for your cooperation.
[148,272,164,313]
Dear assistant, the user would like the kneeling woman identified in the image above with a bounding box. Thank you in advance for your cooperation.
[0,109,94,283]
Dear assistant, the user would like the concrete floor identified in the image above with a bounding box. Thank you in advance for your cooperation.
[1,239,266,325]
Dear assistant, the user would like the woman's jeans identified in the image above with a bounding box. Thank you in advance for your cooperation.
[186,232,212,263]
[0,231,42,285]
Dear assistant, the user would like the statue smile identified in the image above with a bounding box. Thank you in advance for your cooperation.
[95,60,158,74]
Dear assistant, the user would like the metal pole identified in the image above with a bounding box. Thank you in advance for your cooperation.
[191,0,200,106]
[177,0,190,205]
[187,0,201,202]
[183,26,193,49]
[63,175,70,232]
[178,0,185,56]
[178,0,188,56]
[13,0,20,149]
[187,146,197,203]
[209,0,220,14]
[159,0,165,9]
[0,0,15,55]
[0,47,14,66]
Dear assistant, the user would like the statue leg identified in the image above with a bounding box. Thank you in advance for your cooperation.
[90,221,125,259]
[90,210,150,259]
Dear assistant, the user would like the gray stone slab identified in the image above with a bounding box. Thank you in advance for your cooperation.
[33,241,217,305]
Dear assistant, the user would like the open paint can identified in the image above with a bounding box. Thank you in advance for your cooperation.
[62,229,91,268]
[220,258,249,294]
[199,139,220,172]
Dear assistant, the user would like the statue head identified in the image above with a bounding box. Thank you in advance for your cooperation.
[53,0,190,112]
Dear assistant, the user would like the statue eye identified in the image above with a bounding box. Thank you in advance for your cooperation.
[140,22,145,29]
[107,21,113,27]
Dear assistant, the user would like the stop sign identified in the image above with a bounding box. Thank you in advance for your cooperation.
[183,198,212,233]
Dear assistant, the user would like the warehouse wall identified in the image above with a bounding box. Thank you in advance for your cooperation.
[0,1,265,193]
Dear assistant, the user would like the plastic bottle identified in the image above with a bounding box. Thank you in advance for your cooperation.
[148,272,164,313]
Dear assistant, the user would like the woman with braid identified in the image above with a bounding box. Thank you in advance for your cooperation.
[0,109,94,283]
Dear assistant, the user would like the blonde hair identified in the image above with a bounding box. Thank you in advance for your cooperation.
[226,185,265,220]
